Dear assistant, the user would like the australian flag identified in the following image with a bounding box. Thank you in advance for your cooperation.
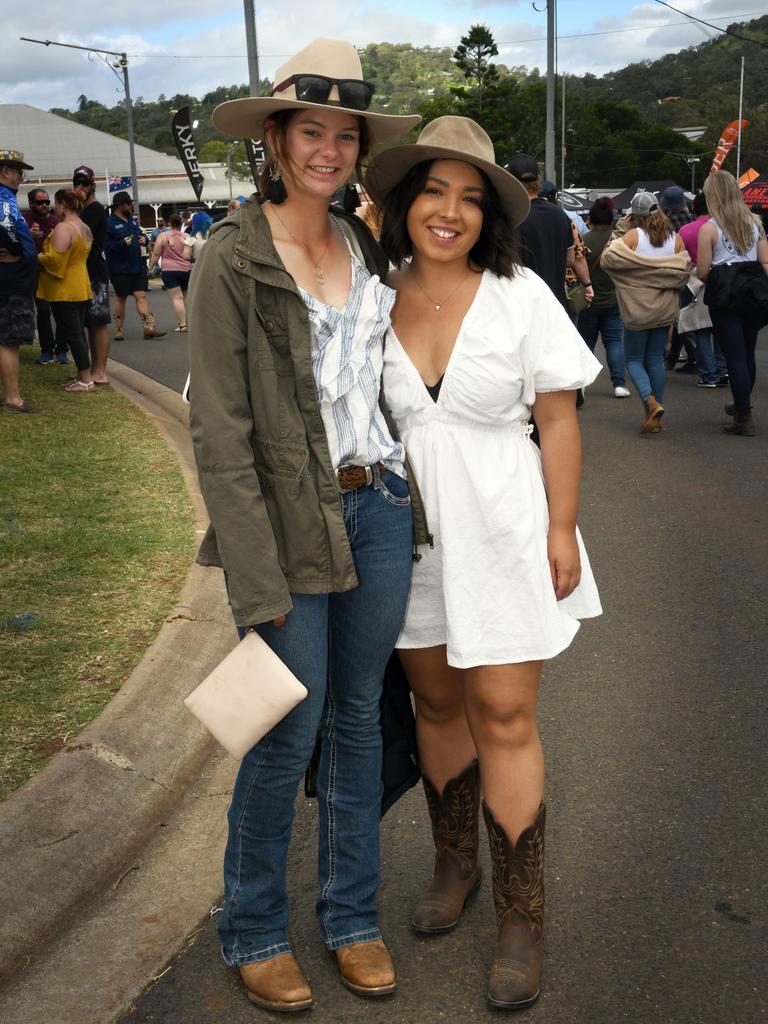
[108,175,133,193]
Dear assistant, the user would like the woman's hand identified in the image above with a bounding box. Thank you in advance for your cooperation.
[547,525,581,600]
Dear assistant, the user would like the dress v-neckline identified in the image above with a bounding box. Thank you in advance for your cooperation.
[391,270,487,406]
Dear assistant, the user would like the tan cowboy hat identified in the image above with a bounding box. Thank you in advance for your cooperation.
[365,116,530,227]
[213,38,420,143]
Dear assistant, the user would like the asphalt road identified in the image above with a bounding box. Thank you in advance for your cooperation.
[115,295,768,1023]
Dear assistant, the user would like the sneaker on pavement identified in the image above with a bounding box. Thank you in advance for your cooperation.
[716,376,730,388]
[697,379,717,388]
[613,385,631,398]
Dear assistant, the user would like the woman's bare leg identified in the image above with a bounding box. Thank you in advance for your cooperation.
[464,661,543,840]
[398,646,476,789]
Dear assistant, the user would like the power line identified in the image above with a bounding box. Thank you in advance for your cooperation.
[125,12,765,59]
[651,1,768,50]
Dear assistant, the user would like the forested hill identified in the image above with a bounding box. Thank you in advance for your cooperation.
[49,16,767,187]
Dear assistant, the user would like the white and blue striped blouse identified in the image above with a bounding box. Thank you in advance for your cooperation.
[299,251,406,477]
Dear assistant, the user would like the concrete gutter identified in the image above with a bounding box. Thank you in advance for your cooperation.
[0,362,236,989]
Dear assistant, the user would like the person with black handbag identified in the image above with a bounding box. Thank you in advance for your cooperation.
[697,170,768,436]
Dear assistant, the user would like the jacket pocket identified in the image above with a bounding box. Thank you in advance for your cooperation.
[257,471,330,580]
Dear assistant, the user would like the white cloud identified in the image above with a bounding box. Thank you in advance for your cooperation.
[1,0,761,115]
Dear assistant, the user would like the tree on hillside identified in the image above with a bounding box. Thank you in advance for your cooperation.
[453,25,499,110]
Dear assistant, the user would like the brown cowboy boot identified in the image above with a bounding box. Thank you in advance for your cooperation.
[113,315,124,341]
[141,311,166,338]
[413,760,482,933]
[483,801,546,1009]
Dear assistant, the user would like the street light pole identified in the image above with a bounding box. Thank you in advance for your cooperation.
[20,37,140,213]
[119,53,140,214]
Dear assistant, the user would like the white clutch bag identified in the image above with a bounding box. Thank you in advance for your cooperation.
[184,631,308,759]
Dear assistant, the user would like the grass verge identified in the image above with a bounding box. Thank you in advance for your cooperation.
[0,346,196,799]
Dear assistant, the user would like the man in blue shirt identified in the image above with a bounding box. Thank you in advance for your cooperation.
[0,149,42,413]
[104,191,165,339]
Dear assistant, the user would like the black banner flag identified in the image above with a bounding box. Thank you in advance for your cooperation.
[171,107,204,200]
[245,138,267,186]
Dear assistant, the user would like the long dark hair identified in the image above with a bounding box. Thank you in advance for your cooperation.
[378,161,518,278]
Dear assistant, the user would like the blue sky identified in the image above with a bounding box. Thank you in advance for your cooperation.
[3,0,760,112]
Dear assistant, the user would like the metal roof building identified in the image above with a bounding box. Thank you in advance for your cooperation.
[0,104,255,221]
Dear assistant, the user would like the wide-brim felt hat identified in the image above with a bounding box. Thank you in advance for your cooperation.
[365,116,530,227]
[0,149,34,170]
[213,37,420,144]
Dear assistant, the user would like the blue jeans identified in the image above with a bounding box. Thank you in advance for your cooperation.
[577,304,626,385]
[709,306,766,411]
[623,326,668,403]
[689,328,728,384]
[219,468,413,966]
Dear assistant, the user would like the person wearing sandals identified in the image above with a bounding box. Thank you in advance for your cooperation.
[36,189,95,394]
[148,213,191,331]
[365,117,603,1010]
[187,38,425,1012]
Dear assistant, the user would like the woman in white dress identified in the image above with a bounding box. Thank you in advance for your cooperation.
[366,117,602,1010]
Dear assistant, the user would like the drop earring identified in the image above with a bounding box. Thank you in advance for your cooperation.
[267,161,287,204]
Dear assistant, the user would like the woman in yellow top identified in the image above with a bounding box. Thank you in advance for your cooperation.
[37,189,94,392]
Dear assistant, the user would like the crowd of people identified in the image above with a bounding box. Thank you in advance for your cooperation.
[0,150,226,413]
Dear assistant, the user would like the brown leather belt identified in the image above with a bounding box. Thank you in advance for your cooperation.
[336,463,386,492]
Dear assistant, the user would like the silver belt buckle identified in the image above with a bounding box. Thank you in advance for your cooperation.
[364,464,373,486]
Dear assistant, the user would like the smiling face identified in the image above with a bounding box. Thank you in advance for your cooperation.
[405,159,485,265]
[269,108,362,201]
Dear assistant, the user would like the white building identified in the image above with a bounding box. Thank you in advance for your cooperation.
[0,104,255,224]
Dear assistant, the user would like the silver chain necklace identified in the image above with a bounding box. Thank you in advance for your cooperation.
[269,205,334,284]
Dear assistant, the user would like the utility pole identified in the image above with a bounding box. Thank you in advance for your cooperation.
[736,56,745,180]
[560,73,566,191]
[243,0,261,95]
[545,0,556,183]
[20,37,140,213]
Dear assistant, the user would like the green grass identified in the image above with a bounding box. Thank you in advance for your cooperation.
[0,346,196,799]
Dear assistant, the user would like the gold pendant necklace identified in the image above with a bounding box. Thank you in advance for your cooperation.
[270,205,333,284]
[411,272,469,312]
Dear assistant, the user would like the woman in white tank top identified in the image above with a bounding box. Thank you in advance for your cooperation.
[617,195,686,433]
[697,170,768,436]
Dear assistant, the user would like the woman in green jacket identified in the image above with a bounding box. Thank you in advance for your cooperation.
[188,38,426,1012]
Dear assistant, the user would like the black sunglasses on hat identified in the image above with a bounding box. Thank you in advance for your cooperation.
[271,74,374,111]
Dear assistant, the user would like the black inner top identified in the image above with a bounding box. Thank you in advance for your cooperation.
[425,375,444,403]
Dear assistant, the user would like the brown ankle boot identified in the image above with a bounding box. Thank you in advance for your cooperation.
[113,315,124,341]
[483,801,545,1009]
[141,312,166,338]
[641,395,664,433]
[413,760,482,933]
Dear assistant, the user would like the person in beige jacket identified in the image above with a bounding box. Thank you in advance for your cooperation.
[601,192,690,433]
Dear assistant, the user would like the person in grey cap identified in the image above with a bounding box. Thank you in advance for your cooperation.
[601,193,690,433]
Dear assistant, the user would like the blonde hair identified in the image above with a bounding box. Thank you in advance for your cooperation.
[631,209,673,248]
[703,171,756,256]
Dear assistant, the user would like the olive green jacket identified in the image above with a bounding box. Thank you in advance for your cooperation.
[187,199,430,627]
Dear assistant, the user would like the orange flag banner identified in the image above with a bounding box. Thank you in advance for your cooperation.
[738,168,760,187]
[709,119,750,175]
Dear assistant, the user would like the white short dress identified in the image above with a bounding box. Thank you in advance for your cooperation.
[383,268,603,669]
